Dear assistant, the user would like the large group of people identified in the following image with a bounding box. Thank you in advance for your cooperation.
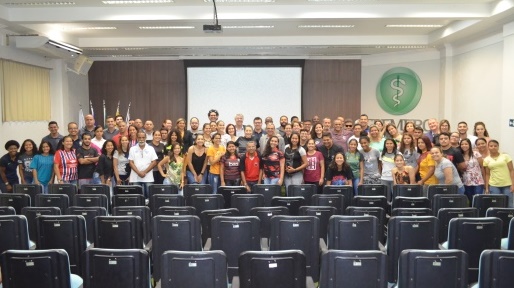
[1,111,513,207]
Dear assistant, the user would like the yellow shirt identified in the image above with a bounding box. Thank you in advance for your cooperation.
[419,152,438,185]
[207,145,226,175]
[484,153,513,187]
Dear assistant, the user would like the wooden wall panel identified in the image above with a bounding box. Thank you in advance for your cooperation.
[88,60,186,127]
[302,60,361,122]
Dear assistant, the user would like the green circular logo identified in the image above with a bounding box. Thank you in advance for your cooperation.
[376,67,422,115]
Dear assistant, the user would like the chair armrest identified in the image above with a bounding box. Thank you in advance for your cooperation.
[204,238,212,251]
[232,276,240,288]
[260,238,269,251]
[319,238,327,252]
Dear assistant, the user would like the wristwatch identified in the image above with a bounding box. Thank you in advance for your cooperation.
[5,182,9,185]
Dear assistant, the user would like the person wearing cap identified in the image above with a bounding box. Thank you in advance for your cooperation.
[0,140,20,192]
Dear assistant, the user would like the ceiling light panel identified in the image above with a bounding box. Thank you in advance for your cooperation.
[298,25,354,28]
[102,0,173,4]
[204,0,275,3]
[386,24,443,28]
[222,25,274,29]
[3,1,75,5]
[139,26,195,29]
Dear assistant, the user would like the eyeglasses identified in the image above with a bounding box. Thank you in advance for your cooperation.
[345,125,353,128]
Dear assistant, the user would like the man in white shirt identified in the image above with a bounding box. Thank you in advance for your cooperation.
[234,113,245,137]
[457,121,477,148]
[129,131,157,198]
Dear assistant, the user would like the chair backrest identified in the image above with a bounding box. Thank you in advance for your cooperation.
[508,218,514,250]
[49,183,78,200]
[486,207,514,238]
[311,194,345,215]
[432,194,468,216]
[218,186,247,208]
[231,194,265,216]
[35,194,70,212]
[473,194,508,217]
[211,216,261,281]
[94,215,143,249]
[478,249,514,288]
[0,249,74,288]
[352,195,388,211]
[427,184,458,202]
[36,215,87,275]
[155,206,196,216]
[357,184,387,197]
[251,184,281,206]
[238,250,306,288]
[346,206,386,243]
[80,184,111,205]
[447,217,503,283]
[392,196,430,209]
[249,206,289,238]
[82,248,150,288]
[160,250,227,288]
[322,185,353,209]
[190,194,225,216]
[112,194,145,207]
[73,194,109,212]
[0,193,31,214]
[0,215,30,254]
[113,185,143,195]
[391,208,432,217]
[200,208,239,245]
[327,215,380,250]
[112,206,151,245]
[149,194,184,216]
[392,184,423,200]
[151,215,202,282]
[287,184,317,205]
[386,216,439,283]
[437,207,479,243]
[0,206,16,215]
[13,184,42,204]
[397,249,469,288]
[183,184,213,205]
[299,206,337,242]
[319,250,387,288]
[271,196,305,216]
[66,206,107,244]
[270,215,320,282]
[21,206,61,242]
[148,184,179,198]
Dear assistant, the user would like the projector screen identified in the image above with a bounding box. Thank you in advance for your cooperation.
[187,67,302,127]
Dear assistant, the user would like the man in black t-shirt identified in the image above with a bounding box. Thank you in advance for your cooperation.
[76,133,99,188]
[438,132,466,173]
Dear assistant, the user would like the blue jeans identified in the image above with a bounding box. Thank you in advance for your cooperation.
[490,186,513,208]
[163,179,182,195]
[264,177,280,185]
[130,182,151,198]
[381,180,393,201]
[186,170,208,185]
[208,173,220,194]
[464,185,484,204]
[352,177,360,196]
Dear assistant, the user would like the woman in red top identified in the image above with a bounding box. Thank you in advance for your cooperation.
[303,139,325,194]
[54,135,78,185]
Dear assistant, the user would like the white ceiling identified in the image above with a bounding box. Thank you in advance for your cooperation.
[1,0,514,59]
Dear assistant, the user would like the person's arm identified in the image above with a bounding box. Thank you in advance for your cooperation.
[296,154,308,172]
[408,166,416,184]
[419,166,435,185]
[478,157,486,184]
[144,160,157,176]
[113,155,121,185]
[53,163,62,183]
[484,166,490,194]
[186,146,197,179]
[220,157,226,186]
[278,157,285,186]
[129,159,140,177]
[319,157,325,186]
[32,169,40,185]
[0,166,12,192]
[96,155,106,183]
[392,168,398,185]
[443,167,454,184]
[158,156,169,178]
[358,160,364,185]
[18,163,26,184]
[508,161,514,193]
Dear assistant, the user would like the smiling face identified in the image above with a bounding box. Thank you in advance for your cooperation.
[334,153,345,166]
[417,138,426,152]
[307,139,316,151]
[394,155,405,168]
[430,147,443,161]
[227,143,237,154]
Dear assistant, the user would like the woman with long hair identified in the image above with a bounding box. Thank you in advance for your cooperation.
[359,136,382,185]
[91,125,106,150]
[127,125,138,147]
[326,152,354,186]
[30,140,55,194]
[392,154,416,185]
[460,138,485,203]
[113,135,131,185]
[473,121,490,143]
[416,136,437,193]
[186,134,208,184]
[369,125,385,153]
[475,137,489,158]
[399,133,419,169]
[284,132,308,188]
[96,140,115,185]
[304,139,324,194]
[403,121,415,135]
[484,140,514,207]
[346,139,364,195]
[431,146,465,194]
[165,129,183,155]
[158,142,185,194]
[374,120,386,138]
[226,124,238,143]
[433,119,451,146]
[220,141,241,186]
[261,135,285,186]
[384,123,402,144]
[310,123,324,147]
[207,133,226,193]
[202,123,213,148]
[380,138,399,200]
[148,130,165,184]
[18,139,38,184]
[176,117,193,153]
[54,135,78,185]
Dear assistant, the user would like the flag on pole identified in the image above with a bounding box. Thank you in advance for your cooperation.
[103,99,106,127]
[78,103,85,130]
[115,101,120,116]
[125,102,131,124]
[89,100,95,124]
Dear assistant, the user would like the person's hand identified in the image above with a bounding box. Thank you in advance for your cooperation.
[116,178,122,185]
[318,179,324,186]
[6,183,12,192]
[196,174,203,183]
[277,179,283,186]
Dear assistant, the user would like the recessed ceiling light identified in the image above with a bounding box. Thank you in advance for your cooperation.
[222,25,274,29]
[3,1,75,5]
[67,27,117,30]
[386,45,428,49]
[204,0,275,2]
[102,0,173,4]
[307,0,376,2]
[139,26,195,29]
[85,48,119,51]
[124,48,148,50]
[386,24,443,28]
[298,25,354,28]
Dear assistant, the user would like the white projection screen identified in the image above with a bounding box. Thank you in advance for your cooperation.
[187,66,302,126]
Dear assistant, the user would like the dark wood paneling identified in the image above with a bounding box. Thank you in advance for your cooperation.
[88,60,186,127]
[302,60,361,122]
